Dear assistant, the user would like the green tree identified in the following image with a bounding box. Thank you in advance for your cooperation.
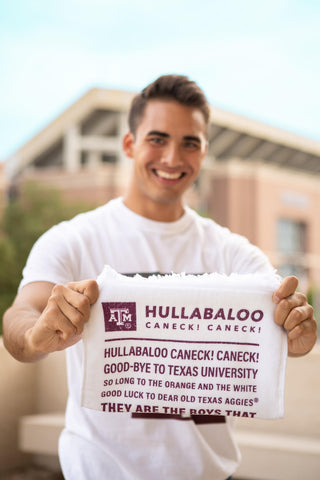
[0,182,94,335]
[307,283,320,333]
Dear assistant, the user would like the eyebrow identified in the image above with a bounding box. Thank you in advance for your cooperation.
[147,130,169,138]
[183,135,201,144]
[147,131,201,144]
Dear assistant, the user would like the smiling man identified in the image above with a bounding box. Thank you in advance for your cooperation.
[3,75,317,480]
[123,97,208,220]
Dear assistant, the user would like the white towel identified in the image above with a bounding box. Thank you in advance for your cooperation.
[81,266,287,419]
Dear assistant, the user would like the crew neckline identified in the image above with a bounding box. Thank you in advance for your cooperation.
[111,198,195,234]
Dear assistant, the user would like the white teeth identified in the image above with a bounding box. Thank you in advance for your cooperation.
[155,170,182,180]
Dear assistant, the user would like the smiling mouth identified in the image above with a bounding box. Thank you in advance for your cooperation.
[154,169,185,180]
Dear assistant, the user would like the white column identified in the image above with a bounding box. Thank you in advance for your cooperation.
[63,124,81,172]
[117,112,130,167]
[87,151,100,170]
[116,112,132,190]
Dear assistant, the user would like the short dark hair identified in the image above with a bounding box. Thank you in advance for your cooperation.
[128,74,211,136]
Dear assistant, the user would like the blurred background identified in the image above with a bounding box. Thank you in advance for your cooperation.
[0,1,319,479]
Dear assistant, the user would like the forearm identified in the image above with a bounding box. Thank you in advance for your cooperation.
[3,305,48,363]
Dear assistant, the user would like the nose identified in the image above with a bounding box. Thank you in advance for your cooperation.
[161,143,182,167]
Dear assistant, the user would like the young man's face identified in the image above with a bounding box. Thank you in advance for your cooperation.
[123,100,208,221]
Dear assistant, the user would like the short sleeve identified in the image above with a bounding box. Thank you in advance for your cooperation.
[19,222,79,290]
[225,232,275,275]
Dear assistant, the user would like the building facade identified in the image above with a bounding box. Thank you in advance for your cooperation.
[4,88,320,290]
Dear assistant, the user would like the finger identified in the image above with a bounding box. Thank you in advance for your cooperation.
[55,296,88,336]
[51,305,80,339]
[287,318,318,356]
[51,284,91,334]
[30,298,82,352]
[31,306,83,353]
[287,318,316,342]
[282,304,314,332]
[67,280,99,305]
[274,292,307,326]
[273,276,299,303]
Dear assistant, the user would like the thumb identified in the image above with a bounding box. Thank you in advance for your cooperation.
[272,276,298,304]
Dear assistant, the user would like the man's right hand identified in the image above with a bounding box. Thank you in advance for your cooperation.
[3,279,99,362]
[27,280,99,354]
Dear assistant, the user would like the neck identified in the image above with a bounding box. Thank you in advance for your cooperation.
[123,193,185,222]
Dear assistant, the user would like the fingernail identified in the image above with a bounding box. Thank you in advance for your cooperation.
[273,295,280,304]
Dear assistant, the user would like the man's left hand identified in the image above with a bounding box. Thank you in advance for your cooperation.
[273,276,317,356]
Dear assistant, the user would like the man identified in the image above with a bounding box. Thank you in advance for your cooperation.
[3,75,317,480]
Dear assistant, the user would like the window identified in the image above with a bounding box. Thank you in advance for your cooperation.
[277,219,306,255]
[277,218,307,278]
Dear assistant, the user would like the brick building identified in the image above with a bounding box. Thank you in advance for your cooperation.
[4,87,320,288]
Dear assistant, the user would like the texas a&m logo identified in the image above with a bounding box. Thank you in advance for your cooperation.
[102,302,137,332]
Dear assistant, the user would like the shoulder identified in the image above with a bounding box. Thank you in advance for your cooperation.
[186,208,241,242]
[19,200,119,288]
[43,199,119,238]
[186,209,273,275]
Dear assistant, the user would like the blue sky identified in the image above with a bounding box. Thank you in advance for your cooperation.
[1,0,319,161]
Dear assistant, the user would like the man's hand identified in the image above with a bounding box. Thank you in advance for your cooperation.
[3,279,99,362]
[26,280,99,355]
[273,276,317,356]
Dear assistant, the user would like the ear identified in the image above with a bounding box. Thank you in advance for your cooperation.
[122,132,135,159]
[203,139,209,157]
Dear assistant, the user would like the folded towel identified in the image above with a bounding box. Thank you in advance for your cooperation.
[81,266,287,419]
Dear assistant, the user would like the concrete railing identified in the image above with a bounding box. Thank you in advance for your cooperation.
[0,338,67,473]
[234,430,320,479]
[0,338,36,471]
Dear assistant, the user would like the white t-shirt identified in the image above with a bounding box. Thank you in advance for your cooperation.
[20,198,274,480]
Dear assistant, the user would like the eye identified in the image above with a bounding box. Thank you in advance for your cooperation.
[183,140,200,150]
[149,137,165,146]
